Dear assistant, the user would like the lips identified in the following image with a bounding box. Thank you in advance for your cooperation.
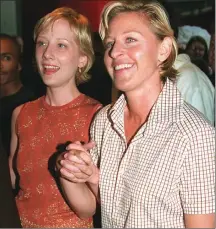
[42,65,60,75]
[114,63,133,71]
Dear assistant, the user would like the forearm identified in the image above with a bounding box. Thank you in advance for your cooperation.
[87,182,100,203]
[184,213,215,228]
[8,157,16,189]
[60,177,97,218]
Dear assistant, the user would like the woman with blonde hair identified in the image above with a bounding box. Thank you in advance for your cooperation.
[57,1,215,228]
[9,7,101,228]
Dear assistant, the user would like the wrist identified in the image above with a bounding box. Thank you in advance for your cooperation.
[88,166,99,185]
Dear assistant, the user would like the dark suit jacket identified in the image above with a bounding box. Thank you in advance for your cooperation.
[0,134,21,228]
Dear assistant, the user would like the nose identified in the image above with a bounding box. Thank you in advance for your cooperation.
[195,50,202,58]
[109,42,123,59]
[42,44,54,60]
[0,59,3,70]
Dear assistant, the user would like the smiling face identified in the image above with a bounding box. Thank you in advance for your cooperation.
[104,12,167,93]
[0,38,21,85]
[187,41,206,60]
[35,18,87,88]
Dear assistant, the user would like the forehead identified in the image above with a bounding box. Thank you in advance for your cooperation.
[192,41,205,47]
[0,39,17,54]
[107,11,150,34]
[38,18,75,38]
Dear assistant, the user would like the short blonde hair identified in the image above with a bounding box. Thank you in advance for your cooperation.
[34,7,94,85]
[99,0,178,81]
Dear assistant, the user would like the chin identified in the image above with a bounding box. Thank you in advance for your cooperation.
[42,79,56,87]
[114,81,131,92]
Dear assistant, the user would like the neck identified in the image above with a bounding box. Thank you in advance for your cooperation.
[45,85,80,106]
[125,80,163,124]
[1,80,23,98]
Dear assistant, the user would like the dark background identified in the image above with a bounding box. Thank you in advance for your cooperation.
[2,0,214,99]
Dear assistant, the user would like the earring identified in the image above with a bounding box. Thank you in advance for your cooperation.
[78,67,81,73]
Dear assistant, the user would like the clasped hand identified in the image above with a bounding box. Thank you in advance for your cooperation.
[56,141,99,184]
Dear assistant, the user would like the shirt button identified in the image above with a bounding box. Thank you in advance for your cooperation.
[119,168,124,176]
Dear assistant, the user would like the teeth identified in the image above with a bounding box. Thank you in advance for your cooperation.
[44,65,59,69]
[114,64,133,70]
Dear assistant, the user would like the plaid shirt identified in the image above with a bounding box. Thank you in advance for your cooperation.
[90,79,215,228]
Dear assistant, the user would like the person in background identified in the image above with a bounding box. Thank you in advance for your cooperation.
[184,35,215,84]
[164,13,215,124]
[191,57,212,77]
[185,35,209,63]
[208,20,215,86]
[0,34,36,156]
[9,7,101,228]
[57,0,215,228]
[0,132,21,228]
[157,2,215,125]
[173,52,215,125]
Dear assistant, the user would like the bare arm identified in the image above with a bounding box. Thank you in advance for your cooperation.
[59,172,98,218]
[184,213,215,228]
[9,105,22,189]
[57,142,99,218]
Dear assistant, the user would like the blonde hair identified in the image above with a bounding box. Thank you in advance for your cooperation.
[99,0,178,81]
[34,7,94,85]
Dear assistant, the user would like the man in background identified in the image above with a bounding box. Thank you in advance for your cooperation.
[0,33,36,156]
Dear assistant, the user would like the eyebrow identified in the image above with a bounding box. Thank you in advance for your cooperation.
[105,30,143,40]
[56,38,70,43]
[0,52,13,56]
[37,35,69,41]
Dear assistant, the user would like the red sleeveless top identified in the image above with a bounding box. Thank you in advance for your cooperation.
[15,94,101,228]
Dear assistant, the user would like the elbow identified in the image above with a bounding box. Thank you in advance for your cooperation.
[76,209,96,219]
[77,212,95,219]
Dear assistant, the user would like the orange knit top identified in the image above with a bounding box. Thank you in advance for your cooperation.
[15,94,101,228]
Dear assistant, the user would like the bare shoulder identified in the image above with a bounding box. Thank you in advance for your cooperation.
[12,104,24,122]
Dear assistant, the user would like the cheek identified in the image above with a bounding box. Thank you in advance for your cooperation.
[201,50,205,56]
[129,45,149,60]
[6,62,18,72]
[189,48,195,54]
[59,50,79,64]
[133,48,152,63]
[134,50,144,60]
[60,55,73,64]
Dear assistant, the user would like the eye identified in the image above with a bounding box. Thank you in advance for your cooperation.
[58,43,66,48]
[2,55,12,61]
[36,41,46,47]
[104,41,114,50]
[126,37,136,43]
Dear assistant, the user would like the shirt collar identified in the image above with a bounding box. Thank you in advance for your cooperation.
[148,78,184,124]
[108,78,184,125]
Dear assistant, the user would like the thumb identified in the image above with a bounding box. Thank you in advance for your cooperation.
[83,140,95,151]
[74,141,82,145]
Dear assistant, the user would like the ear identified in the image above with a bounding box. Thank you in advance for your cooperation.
[157,37,172,63]
[18,62,22,72]
[78,55,88,68]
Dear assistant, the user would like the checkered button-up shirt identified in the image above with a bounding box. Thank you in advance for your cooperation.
[90,79,215,228]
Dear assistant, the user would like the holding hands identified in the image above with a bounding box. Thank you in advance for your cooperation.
[57,141,99,185]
